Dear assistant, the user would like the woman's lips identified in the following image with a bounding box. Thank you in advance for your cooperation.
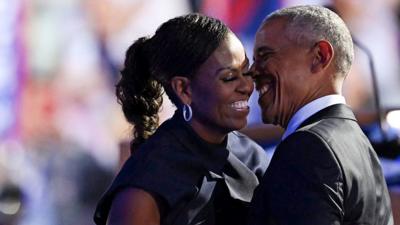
[230,100,249,111]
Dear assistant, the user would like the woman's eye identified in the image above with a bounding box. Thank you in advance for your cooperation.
[222,75,237,82]
[220,69,240,82]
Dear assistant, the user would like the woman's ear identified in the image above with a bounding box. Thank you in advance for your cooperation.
[311,40,334,73]
[170,76,192,104]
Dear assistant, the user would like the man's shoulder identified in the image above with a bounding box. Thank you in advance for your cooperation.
[294,103,359,137]
[279,115,372,173]
[274,122,345,169]
[296,115,360,142]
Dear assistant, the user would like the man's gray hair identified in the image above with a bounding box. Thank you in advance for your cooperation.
[264,5,354,75]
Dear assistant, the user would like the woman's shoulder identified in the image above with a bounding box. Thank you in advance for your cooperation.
[94,126,204,224]
[123,128,203,185]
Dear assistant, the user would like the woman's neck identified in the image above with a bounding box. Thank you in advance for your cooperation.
[189,120,227,144]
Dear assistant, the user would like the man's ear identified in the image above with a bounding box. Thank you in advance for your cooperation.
[170,76,192,104]
[311,40,334,73]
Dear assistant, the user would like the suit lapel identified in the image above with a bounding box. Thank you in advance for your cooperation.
[297,104,357,130]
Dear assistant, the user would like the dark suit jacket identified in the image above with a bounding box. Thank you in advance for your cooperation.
[249,104,393,225]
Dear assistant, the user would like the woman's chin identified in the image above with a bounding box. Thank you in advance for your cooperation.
[231,119,248,131]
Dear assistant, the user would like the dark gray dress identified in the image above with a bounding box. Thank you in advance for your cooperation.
[94,112,269,225]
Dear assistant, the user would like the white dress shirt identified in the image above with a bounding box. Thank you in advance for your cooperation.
[281,95,347,140]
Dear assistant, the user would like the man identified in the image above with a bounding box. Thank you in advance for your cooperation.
[248,5,393,225]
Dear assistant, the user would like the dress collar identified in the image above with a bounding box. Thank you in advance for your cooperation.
[163,111,259,202]
[165,111,229,174]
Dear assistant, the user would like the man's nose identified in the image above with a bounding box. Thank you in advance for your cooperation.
[249,63,256,75]
[249,63,261,85]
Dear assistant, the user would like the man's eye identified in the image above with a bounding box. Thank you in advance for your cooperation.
[257,51,274,62]
[243,71,253,77]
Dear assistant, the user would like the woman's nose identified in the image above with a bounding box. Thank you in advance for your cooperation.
[237,74,254,95]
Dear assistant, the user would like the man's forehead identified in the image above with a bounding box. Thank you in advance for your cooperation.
[259,18,287,35]
[255,21,286,49]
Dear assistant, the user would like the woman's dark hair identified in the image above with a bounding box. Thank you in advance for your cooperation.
[116,13,229,150]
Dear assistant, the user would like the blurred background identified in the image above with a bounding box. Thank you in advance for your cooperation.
[0,0,399,224]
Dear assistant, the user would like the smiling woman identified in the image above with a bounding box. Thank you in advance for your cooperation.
[190,32,254,143]
[93,13,269,225]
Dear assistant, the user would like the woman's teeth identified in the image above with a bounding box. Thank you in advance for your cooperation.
[231,101,248,110]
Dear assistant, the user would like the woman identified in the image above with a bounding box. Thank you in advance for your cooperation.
[94,13,268,225]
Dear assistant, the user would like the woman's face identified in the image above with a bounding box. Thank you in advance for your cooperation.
[190,32,253,143]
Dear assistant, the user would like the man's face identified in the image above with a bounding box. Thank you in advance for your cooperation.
[252,18,315,127]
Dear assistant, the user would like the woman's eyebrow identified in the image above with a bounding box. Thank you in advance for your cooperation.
[215,57,250,75]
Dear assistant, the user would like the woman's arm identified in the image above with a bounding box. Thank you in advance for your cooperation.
[107,188,161,225]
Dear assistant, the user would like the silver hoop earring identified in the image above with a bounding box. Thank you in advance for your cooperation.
[182,104,192,122]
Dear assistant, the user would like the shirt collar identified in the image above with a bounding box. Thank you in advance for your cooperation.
[281,95,346,140]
